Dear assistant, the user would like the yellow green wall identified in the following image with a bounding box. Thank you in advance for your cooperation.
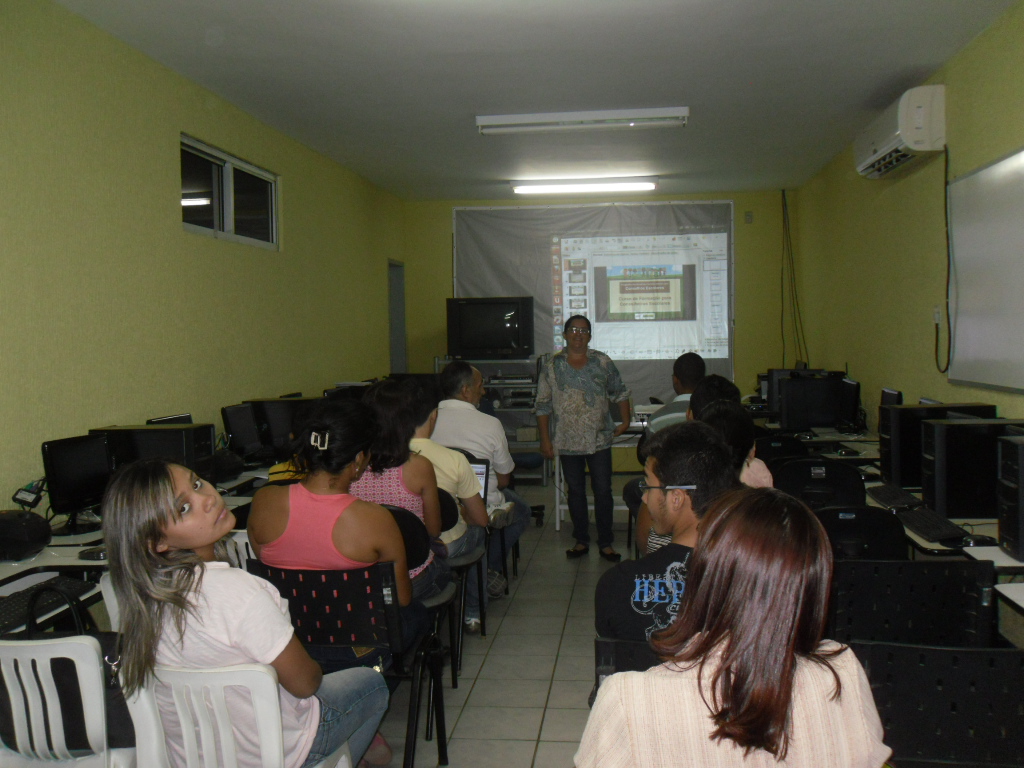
[791,0,1024,428]
[1,0,400,492]
[401,192,787,392]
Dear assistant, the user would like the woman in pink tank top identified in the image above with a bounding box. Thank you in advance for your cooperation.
[248,400,414,605]
[350,379,451,601]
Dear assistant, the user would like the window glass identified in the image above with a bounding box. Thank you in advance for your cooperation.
[180,148,221,231]
[233,167,273,243]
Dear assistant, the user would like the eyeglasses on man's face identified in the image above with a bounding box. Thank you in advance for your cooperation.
[638,479,696,493]
[566,327,591,335]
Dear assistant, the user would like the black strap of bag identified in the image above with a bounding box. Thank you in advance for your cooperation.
[0,583,134,750]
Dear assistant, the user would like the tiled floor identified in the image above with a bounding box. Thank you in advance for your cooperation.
[378,481,625,768]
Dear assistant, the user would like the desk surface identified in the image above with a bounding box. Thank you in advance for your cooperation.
[965,546,1024,574]
[996,583,1024,613]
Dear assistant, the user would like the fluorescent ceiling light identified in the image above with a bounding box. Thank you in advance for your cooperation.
[477,108,688,135]
[511,177,658,195]
[181,197,211,206]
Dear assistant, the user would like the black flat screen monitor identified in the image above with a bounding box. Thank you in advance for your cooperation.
[880,388,903,406]
[766,368,825,412]
[447,296,534,359]
[778,375,846,431]
[245,397,325,455]
[41,434,112,535]
[146,413,193,425]
[222,403,264,460]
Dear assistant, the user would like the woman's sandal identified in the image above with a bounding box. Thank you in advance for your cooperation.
[599,548,622,562]
[566,544,590,558]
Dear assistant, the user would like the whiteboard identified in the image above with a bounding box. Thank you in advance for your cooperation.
[948,148,1024,393]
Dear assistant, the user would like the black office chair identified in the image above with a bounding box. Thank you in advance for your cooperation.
[437,489,487,680]
[754,434,809,465]
[247,561,450,768]
[382,505,459,691]
[850,640,1024,767]
[828,559,996,647]
[774,457,865,510]
[815,506,908,560]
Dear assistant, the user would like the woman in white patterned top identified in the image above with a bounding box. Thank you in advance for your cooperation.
[536,314,631,561]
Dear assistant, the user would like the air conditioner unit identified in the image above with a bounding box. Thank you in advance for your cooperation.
[854,85,945,179]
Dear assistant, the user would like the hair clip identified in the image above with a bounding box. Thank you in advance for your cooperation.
[310,431,330,450]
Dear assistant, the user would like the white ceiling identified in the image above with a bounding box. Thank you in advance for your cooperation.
[56,0,1016,200]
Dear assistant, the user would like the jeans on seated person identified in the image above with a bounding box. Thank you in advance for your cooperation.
[411,555,452,601]
[443,524,487,621]
[301,666,389,767]
[488,487,531,566]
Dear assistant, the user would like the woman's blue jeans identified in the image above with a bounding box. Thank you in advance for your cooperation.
[301,666,389,766]
[561,448,614,549]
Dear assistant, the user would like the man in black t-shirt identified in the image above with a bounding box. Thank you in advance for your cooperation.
[595,421,739,641]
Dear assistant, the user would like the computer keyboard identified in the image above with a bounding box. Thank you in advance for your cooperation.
[0,574,96,634]
[895,507,969,543]
[867,483,924,510]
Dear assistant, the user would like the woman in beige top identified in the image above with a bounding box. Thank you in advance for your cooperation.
[576,487,891,768]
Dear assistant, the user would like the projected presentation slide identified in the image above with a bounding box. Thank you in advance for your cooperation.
[552,234,729,361]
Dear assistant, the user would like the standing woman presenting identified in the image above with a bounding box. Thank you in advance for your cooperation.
[536,314,632,561]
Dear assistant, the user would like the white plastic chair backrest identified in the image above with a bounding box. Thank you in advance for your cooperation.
[0,636,109,766]
[98,573,119,632]
[131,663,284,768]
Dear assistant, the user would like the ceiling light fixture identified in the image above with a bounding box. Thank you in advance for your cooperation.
[181,197,211,206]
[477,108,688,135]
[511,176,659,195]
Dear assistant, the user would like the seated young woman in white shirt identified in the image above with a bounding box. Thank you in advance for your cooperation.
[103,458,391,768]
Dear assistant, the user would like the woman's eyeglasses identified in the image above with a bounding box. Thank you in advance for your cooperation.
[566,327,591,335]
[637,479,696,493]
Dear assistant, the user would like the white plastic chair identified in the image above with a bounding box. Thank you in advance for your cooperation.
[126,663,351,768]
[0,636,136,767]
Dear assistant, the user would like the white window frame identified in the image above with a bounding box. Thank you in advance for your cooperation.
[181,135,279,250]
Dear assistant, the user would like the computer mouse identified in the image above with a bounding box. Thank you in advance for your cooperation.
[961,535,998,547]
[78,545,107,561]
[836,448,860,457]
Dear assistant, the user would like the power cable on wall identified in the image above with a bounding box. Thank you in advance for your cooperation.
[780,190,809,366]
[936,147,952,373]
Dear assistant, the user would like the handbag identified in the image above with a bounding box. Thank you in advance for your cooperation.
[0,583,135,749]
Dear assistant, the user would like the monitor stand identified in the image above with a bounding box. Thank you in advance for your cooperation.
[50,508,102,537]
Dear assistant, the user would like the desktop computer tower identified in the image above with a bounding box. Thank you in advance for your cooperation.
[89,424,217,481]
[920,418,1024,519]
[997,435,1024,560]
[878,402,996,487]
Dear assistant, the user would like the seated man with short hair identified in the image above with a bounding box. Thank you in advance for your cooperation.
[431,361,532,586]
[595,421,739,642]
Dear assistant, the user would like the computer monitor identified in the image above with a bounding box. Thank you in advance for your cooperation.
[880,388,903,406]
[41,434,113,536]
[468,459,489,501]
[777,373,847,431]
[766,368,825,412]
[146,413,193,425]
[279,392,302,398]
[919,397,943,405]
[245,397,325,457]
[324,384,371,401]
[837,377,862,430]
[221,403,265,460]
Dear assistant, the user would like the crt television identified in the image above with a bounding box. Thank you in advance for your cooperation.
[447,297,534,359]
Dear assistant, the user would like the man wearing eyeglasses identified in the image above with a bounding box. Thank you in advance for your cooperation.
[594,421,739,642]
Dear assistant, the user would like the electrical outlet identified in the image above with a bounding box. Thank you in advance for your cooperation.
[933,306,941,324]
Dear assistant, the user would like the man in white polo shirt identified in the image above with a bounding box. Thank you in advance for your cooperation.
[432,361,532,576]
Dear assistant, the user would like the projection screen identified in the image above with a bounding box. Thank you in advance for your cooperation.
[452,202,734,402]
